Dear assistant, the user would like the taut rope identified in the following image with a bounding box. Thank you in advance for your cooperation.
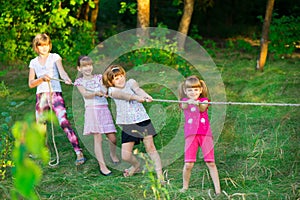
[152,98,300,107]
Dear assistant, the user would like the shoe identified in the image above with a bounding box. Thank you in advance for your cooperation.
[110,156,120,165]
[75,152,86,166]
[100,169,112,176]
[112,160,120,165]
[75,157,86,166]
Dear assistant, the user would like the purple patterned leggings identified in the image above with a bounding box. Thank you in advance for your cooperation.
[36,92,81,152]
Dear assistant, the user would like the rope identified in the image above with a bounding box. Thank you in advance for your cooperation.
[47,81,60,167]
[52,78,300,107]
[152,98,300,107]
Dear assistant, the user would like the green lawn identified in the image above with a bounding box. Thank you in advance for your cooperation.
[0,52,299,199]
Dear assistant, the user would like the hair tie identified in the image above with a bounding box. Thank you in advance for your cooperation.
[111,67,119,71]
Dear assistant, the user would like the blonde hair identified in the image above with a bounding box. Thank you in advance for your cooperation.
[32,33,52,54]
[178,75,208,99]
[77,55,93,67]
[102,65,126,87]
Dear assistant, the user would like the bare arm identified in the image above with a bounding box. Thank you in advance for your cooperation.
[76,85,106,99]
[28,68,51,88]
[198,100,209,112]
[180,102,188,109]
[131,79,153,102]
[56,59,72,84]
[109,87,145,102]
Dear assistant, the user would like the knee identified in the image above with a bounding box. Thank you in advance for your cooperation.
[109,136,117,145]
[206,162,216,169]
[184,162,194,171]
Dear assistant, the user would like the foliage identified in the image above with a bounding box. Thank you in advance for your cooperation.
[0,0,97,64]
[119,1,137,15]
[0,81,9,98]
[11,113,50,200]
[137,150,170,200]
[114,28,194,77]
[0,99,26,180]
[257,14,300,59]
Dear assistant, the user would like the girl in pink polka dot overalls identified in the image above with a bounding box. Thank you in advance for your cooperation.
[178,75,221,195]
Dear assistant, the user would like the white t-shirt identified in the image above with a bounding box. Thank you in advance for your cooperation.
[108,79,149,125]
[74,74,108,107]
[29,53,62,94]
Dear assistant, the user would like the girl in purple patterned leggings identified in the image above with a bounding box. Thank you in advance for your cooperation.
[28,33,85,165]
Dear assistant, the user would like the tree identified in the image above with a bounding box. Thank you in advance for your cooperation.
[256,0,275,71]
[77,0,99,31]
[177,0,195,49]
[136,0,150,42]
[0,0,96,64]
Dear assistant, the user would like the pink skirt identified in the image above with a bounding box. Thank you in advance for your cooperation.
[83,105,116,135]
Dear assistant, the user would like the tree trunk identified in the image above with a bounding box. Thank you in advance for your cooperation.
[177,0,195,50]
[90,0,99,31]
[256,0,275,71]
[153,0,158,26]
[84,3,90,21]
[137,0,150,43]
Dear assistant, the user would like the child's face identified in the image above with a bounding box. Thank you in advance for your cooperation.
[78,64,93,77]
[112,75,126,88]
[185,87,202,100]
[37,43,50,55]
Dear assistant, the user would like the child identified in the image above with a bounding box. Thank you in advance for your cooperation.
[102,65,164,182]
[74,56,119,176]
[28,33,85,165]
[178,75,221,195]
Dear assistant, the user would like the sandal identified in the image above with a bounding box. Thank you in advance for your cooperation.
[75,152,86,166]
[123,166,140,177]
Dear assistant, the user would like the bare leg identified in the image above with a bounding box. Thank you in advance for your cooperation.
[94,134,111,174]
[181,162,194,191]
[143,135,164,181]
[106,132,119,163]
[206,162,221,195]
[122,142,140,176]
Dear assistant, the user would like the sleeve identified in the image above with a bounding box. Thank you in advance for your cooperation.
[200,97,209,103]
[28,59,35,69]
[73,78,82,86]
[179,98,188,109]
[52,53,62,62]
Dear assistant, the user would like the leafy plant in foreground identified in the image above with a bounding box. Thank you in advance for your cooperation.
[137,150,170,200]
[11,114,50,200]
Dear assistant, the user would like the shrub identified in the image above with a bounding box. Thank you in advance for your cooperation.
[257,14,300,59]
[0,0,97,65]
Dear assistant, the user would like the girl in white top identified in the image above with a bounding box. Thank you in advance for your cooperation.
[102,65,164,182]
[28,33,85,165]
[74,56,119,176]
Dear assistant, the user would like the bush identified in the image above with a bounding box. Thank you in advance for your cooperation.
[0,0,97,65]
[258,14,300,59]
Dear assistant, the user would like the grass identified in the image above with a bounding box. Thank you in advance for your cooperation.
[0,51,299,199]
